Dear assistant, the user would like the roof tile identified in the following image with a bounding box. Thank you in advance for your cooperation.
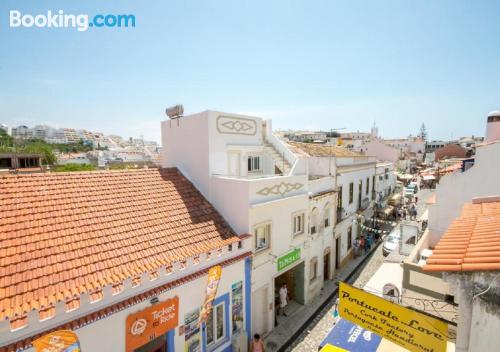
[0,168,240,321]
[424,201,500,272]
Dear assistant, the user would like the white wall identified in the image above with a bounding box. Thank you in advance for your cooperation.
[428,142,500,246]
[162,112,211,198]
[307,156,336,176]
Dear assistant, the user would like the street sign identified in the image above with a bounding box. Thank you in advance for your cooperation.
[277,248,301,271]
[338,282,447,352]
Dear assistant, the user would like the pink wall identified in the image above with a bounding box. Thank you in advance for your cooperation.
[364,140,399,163]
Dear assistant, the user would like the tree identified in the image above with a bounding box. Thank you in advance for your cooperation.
[419,123,428,141]
[52,163,96,172]
[19,141,57,165]
[0,129,13,148]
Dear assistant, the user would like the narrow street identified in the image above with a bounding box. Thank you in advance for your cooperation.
[286,245,385,351]
[285,187,435,351]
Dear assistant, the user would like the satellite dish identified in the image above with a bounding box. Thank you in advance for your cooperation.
[165,105,184,119]
[383,283,400,303]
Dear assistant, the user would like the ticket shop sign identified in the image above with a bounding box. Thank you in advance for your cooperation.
[338,282,447,352]
[126,296,179,352]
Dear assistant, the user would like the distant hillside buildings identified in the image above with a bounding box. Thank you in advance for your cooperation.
[1,123,161,167]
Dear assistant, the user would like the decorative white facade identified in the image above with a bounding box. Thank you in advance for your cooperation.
[161,111,340,337]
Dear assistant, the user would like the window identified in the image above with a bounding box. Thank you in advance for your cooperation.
[310,208,319,234]
[293,213,304,236]
[337,186,343,209]
[323,204,331,228]
[372,176,375,200]
[247,155,261,172]
[309,257,318,282]
[347,226,352,250]
[349,182,354,204]
[366,177,370,195]
[206,302,225,346]
[385,168,389,180]
[254,223,270,252]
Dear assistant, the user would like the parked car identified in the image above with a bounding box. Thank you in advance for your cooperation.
[382,227,401,256]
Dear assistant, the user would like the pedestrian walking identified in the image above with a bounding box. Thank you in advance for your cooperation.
[365,234,371,251]
[332,298,340,324]
[250,334,265,352]
[278,283,289,317]
[359,236,365,255]
[353,238,359,258]
[411,203,417,220]
[415,196,419,204]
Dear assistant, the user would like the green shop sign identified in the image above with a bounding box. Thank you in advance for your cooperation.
[277,248,301,271]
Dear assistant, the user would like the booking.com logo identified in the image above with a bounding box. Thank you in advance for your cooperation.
[9,10,136,31]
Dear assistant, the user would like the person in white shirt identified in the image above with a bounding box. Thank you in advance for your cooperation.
[278,283,289,317]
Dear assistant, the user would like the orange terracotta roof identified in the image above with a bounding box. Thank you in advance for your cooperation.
[287,141,362,157]
[0,168,240,322]
[424,200,500,272]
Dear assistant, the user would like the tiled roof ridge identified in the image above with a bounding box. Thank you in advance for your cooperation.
[0,251,252,352]
[0,167,165,179]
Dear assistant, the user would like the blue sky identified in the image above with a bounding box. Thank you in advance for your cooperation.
[1,0,499,142]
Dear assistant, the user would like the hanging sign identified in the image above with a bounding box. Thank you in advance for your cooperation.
[339,282,448,352]
[33,330,81,352]
[126,296,179,352]
[198,265,222,326]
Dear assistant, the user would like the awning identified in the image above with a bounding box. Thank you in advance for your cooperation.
[383,206,394,216]
[319,318,382,352]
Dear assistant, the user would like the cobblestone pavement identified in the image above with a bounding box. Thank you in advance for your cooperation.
[286,245,385,352]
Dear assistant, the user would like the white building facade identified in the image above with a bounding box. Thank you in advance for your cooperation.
[162,111,340,337]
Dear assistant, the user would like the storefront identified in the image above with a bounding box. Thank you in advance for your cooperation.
[273,249,305,320]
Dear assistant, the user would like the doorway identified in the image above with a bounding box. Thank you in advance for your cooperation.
[335,237,341,269]
[323,251,330,281]
[134,335,167,352]
[251,286,269,335]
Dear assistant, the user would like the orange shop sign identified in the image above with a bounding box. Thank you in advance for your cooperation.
[126,296,179,352]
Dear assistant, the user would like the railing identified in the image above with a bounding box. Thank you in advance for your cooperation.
[265,122,297,173]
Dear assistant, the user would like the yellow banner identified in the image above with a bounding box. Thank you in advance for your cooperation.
[198,265,222,326]
[338,282,448,352]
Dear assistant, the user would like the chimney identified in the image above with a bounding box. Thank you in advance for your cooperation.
[485,110,500,143]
